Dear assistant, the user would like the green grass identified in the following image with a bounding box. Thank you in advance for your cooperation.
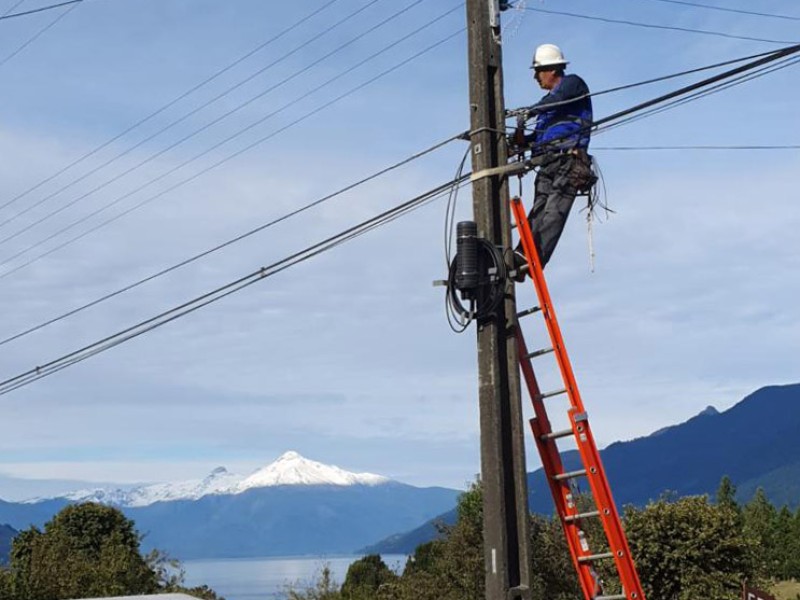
[772,580,800,600]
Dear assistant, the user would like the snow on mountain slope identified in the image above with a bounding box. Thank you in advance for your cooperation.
[55,466,241,507]
[235,451,388,490]
[28,452,389,507]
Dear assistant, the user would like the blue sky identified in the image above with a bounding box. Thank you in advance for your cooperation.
[0,0,798,500]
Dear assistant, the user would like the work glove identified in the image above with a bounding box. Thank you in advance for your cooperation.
[507,124,527,157]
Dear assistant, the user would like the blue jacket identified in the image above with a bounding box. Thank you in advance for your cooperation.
[527,74,592,152]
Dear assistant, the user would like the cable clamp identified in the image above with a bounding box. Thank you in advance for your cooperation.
[470,156,543,183]
[459,126,505,141]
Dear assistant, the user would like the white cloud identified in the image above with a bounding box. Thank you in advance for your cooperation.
[0,1,797,496]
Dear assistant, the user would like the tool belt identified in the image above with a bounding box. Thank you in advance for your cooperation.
[546,148,596,193]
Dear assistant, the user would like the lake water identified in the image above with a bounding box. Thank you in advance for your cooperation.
[182,555,408,600]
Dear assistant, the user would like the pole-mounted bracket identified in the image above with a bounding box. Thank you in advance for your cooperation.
[470,155,545,183]
[489,0,512,28]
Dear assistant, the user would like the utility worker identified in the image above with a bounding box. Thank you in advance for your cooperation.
[511,43,596,275]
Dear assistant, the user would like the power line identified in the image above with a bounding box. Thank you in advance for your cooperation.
[507,46,779,117]
[0,0,345,213]
[0,0,384,229]
[0,0,81,21]
[590,43,800,131]
[0,26,466,277]
[588,49,779,97]
[7,42,798,346]
[2,1,27,17]
[0,1,79,69]
[0,175,470,396]
[0,0,438,246]
[594,54,800,136]
[522,6,796,45]
[517,43,800,153]
[0,1,426,261]
[641,0,800,22]
[0,133,463,347]
[6,35,799,392]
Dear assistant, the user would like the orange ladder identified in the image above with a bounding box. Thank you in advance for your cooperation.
[510,196,646,600]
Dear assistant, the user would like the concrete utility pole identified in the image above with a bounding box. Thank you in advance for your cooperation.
[464,2,531,600]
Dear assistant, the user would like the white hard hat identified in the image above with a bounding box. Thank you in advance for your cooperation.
[531,43,568,69]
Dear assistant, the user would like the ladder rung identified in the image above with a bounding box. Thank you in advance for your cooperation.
[514,194,645,600]
[564,510,600,522]
[537,387,567,400]
[516,306,541,318]
[526,347,553,359]
[577,552,614,563]
[553,469,587,481]
[541,428,572,441]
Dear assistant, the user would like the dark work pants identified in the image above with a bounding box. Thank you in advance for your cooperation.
[526,153,580,268]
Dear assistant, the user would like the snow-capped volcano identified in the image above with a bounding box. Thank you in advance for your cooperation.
[235,451,388,490]
[29,452,389,507]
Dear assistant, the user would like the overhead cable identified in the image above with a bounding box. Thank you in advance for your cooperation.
[589,48,779,97]
[8,38,797,346]
[516,43,800,155]
[0,1,79,69]
[0,133,463,347]
[594,54,800,136]
[0,175,470,396]
[642,0,800,22]
[2,1,27,17]
[522,6,796,45]
[0,0,345,213]
[0,0,389,231]
[0,27,466,278]
[0,0,81,21]
[591,43,800,130]
[0,8,752,266]
[507,46,781,117]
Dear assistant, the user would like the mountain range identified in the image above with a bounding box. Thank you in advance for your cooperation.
[363,383,800,553]
[28,451,389,508]
[0,452,458,560]
[2,384,799,561]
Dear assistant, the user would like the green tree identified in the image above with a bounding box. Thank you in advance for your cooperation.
[8,504,156,600]
[402,541,440,577]
[0,567,12,599]
[716,476,741,516]
[5,502,222,600]
[340,554,397,599]
[528,512,581,600]
[789,507,800,580]
[7,527,41,599]
[625,494,758,600]
[383,482,484,600]
[773,506,797,580]
[743,488,780,577]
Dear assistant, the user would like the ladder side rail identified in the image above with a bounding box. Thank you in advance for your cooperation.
[517,333,598,599]
[569,408,646,599]
[530,417,599,600]
[511,196,647,600]
[516,331,554,434]
[509,197,587,415]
